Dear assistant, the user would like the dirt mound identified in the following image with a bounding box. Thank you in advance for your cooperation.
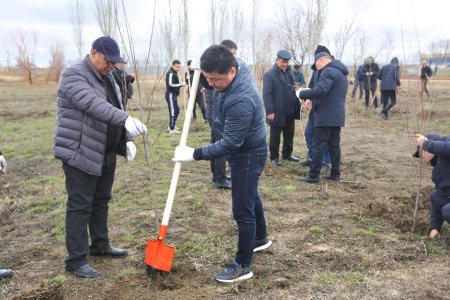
[364,186,434,234]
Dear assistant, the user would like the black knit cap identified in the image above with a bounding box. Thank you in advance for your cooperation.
[311,45,331,70]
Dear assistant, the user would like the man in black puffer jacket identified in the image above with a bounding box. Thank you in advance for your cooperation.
[173,45,271,283]
[298,52,349,183]
[416,133,450,240]
[378,57,401,120]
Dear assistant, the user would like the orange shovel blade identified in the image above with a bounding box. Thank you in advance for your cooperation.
[145,237,175,272]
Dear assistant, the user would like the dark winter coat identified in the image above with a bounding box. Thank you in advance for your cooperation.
[420,65,433,80]
[263,64,300,127]
[377,57,401,91]
[112,66,134,109]
[299,60,349,128]
[423,134,450,191]
[357,63,379,91]
[195,59,267,160]
[53,56,129,176]
[165,67,183,95]
[185,70,203,97]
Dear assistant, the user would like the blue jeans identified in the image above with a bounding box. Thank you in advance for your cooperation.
[429,189,450,230]
[227,147,268,266]
[305,117,330,164]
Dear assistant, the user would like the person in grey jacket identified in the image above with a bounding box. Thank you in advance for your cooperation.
[53,36,147,278]
[173,45,272,283]
[378,57,401,120]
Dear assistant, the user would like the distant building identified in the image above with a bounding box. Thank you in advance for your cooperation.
[420,53,450,69]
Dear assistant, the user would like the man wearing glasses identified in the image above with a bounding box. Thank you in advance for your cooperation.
[53,36,147,278]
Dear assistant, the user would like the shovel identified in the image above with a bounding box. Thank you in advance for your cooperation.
[145,68,201,274]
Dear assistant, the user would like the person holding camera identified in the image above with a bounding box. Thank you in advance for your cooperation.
[0,150,13,279]
[415,133,450,239]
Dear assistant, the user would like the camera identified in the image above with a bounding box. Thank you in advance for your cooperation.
[413,146,421,158]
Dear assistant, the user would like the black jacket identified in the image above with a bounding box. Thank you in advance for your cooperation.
[357,63,379,90]
[185,69,202,97]
[165,67,183,95]
[377,57,401,91]
[423,134,450,191]
[420,66,432,80]
[112,67,134,109]
[299,60,348,127]
[263,64,300,127]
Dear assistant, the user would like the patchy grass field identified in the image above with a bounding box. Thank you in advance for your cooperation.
[1,79,450,299]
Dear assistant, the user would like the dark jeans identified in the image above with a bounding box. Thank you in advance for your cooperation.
[380,90,396,117]
[364,89,378,108]
[209,126,227,182]
[429,189,450,230]
[227,147,268,266]
[269,114,295,160]
[63,152,116,270]
[310,127,341,178]
[420,79,429,96]
[305,117,330,164]
[165,91,179,130]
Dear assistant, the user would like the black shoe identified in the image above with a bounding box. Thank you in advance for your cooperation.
[215,261,253,283]
[299,159,312,167]
[323,174,340,181]
[298,175,319,183]
[66,264,101,278]
[284,156,300,162]
[0,269,13,279]
[90,246,128,258]
[254,237,272,253]
[271,159,282,166]
[215,180,232,190]
[379,112,388,120]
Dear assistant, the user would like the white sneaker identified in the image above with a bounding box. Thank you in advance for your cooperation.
[167,126,180,132]
[169,129,181,134]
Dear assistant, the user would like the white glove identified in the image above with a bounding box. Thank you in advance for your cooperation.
[125,116,147,137]
[186,72,190,80]
[189,60,200,70]
[296,88,310,99]
[0,155,7,174]
[126,141,136,161]
[172,146,195,162]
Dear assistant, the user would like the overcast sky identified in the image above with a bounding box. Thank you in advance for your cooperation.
[0,0,448,67]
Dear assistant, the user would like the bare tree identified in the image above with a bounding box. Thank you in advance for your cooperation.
[276,0,327,70]
[209,0,228,44]
[47,42,66,83]
[229,0,244,48]
[254,29,275,82]
[333,17,357,60]
[158,0,181,62]
[68,0,84,60]
[13,30,37,85]
[180,0,189,63]
[94,0,118,38]
[428,39,449,75]
[350,29,367,77]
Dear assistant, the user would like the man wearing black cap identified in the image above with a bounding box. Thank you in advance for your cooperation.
[298,50,349,183]
[263,50,300,166]
[53,36,148,278]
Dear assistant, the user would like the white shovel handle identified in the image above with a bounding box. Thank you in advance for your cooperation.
[161,69,201,226]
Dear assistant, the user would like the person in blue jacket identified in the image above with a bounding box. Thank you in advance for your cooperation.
[416,133,450,239]
[173,45,272,283]
[297,51,349,183]
[378,57,401,120]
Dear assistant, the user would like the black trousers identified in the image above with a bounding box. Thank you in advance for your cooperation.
[269,114,295,160]
[63,152,116,270]
[208,123,227,182]
[310,127,341,178]
[381,90,397,116]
